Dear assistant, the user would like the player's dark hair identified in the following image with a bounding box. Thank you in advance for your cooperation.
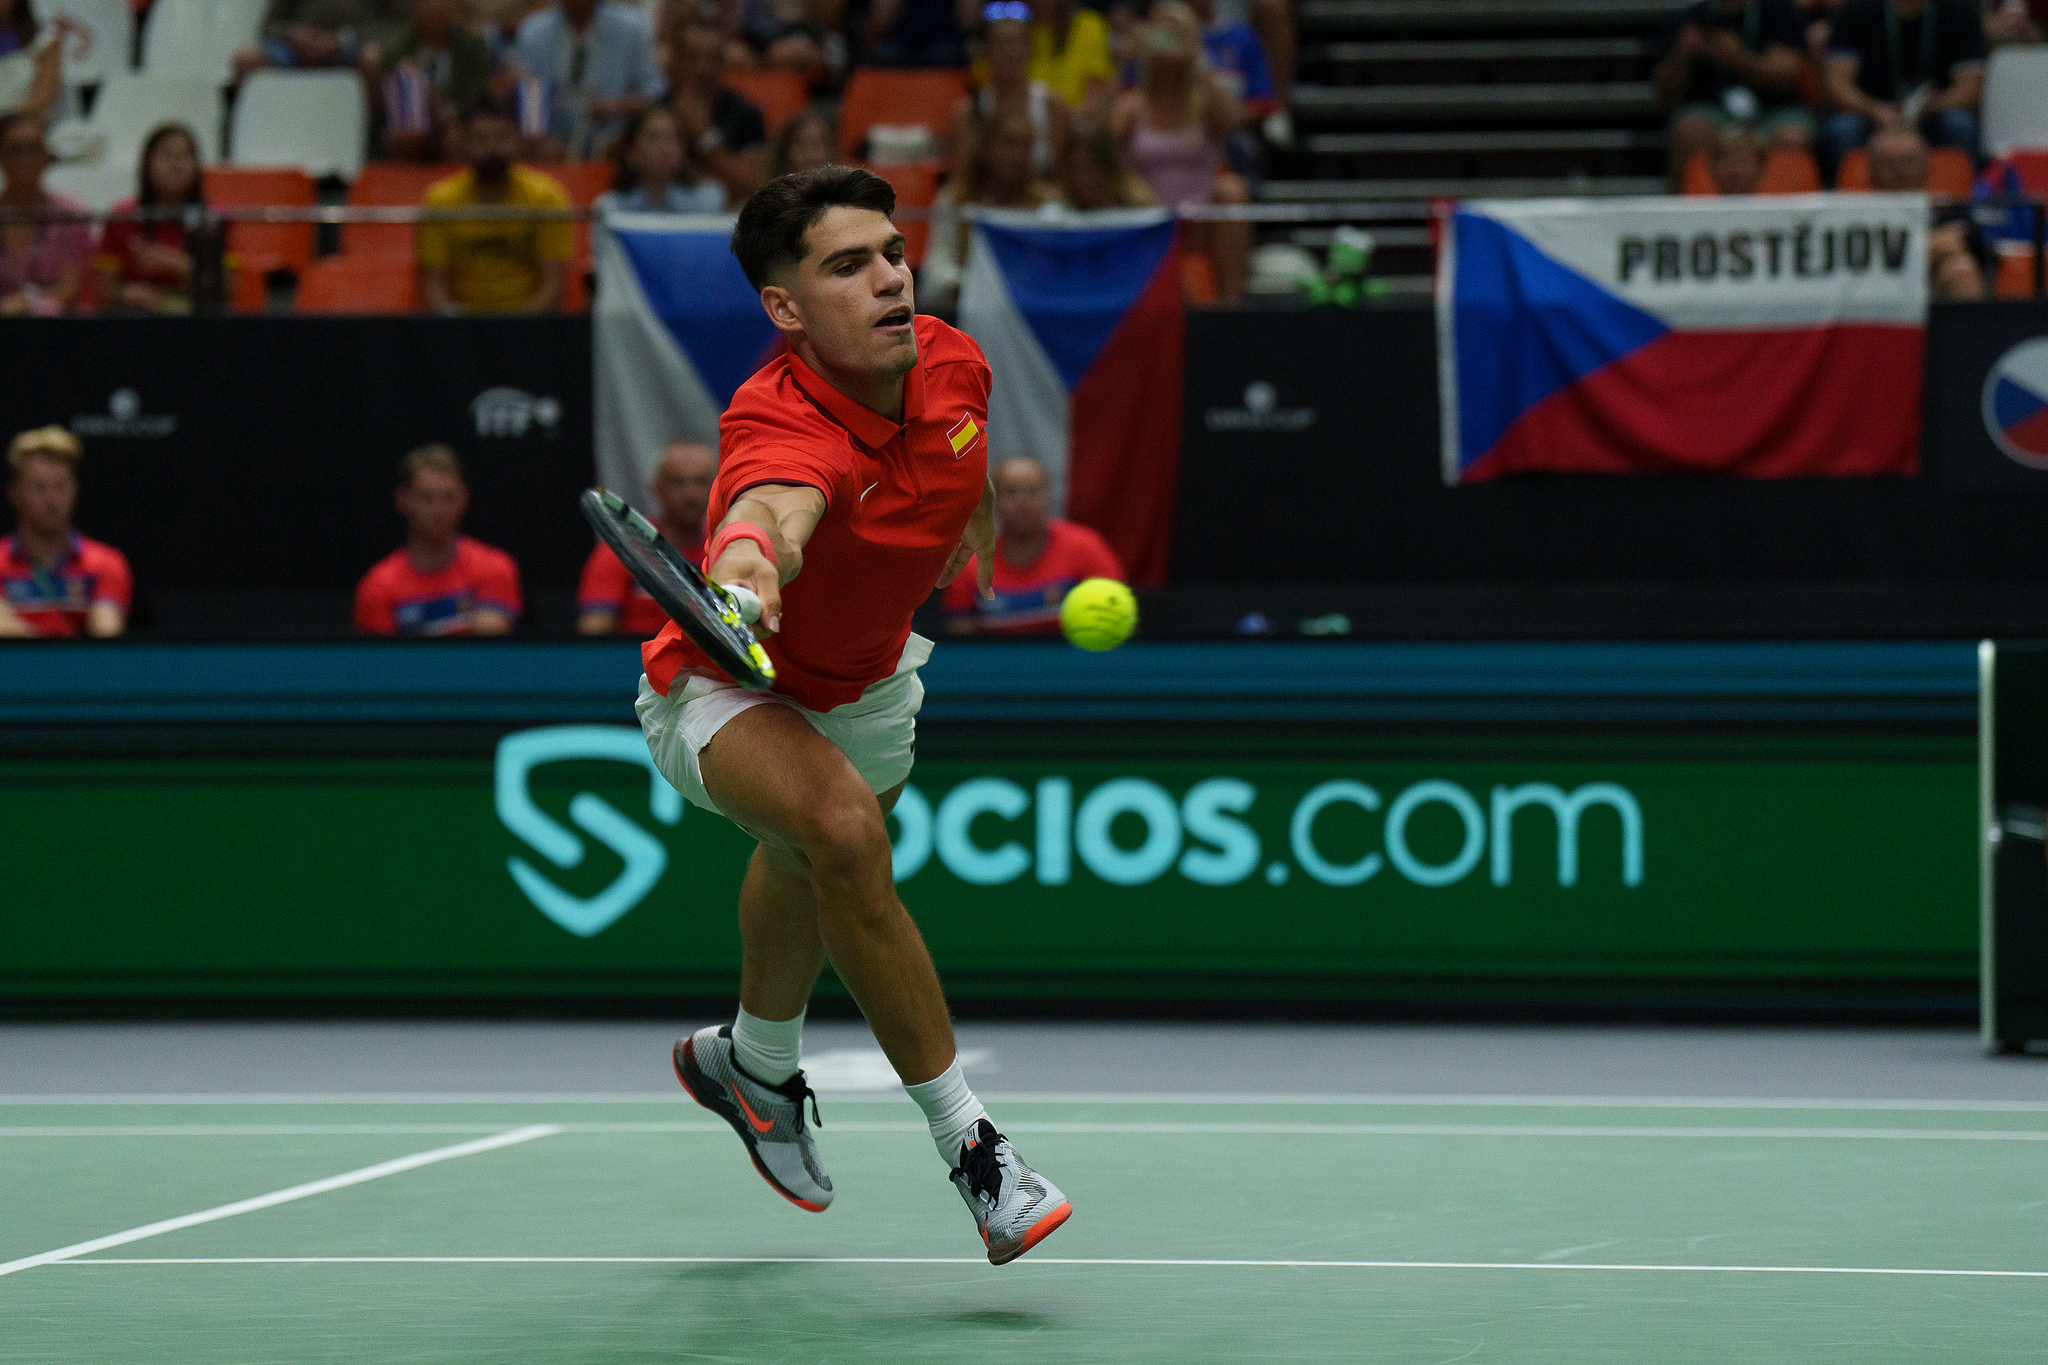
[398,443,464,489]
[730,165,897,290]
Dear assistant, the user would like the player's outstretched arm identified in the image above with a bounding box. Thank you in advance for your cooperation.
[707,483,827,636]
[935,478,997,600]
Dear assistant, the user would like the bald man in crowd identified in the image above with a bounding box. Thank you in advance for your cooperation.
[578,440,717,637]
[1867,126,1986,302]
[941,455,1125,634]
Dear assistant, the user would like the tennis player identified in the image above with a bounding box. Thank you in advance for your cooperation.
[635,165,1072,1264]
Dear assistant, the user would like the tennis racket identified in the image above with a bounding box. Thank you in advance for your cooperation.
[579,487,776,692]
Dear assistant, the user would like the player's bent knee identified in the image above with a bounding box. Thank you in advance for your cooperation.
[792,793,891,878]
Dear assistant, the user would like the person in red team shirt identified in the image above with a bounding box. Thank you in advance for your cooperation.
[353,444,521,636]
[940,454,1125,634]
[0,426,131,639]
[639,166,1072,1264]
[576,439,714,638]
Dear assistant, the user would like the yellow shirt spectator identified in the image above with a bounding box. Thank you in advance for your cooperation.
[1030,8,1115,110]
[416,166,574,313]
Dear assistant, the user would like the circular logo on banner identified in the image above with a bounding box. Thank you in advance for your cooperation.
[1982,337,2048,470]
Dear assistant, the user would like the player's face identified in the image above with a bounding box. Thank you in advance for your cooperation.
[653,444,715,528]
[6,456,76,538]
[396,469,468,542]
[994,458,1050,538]
[771,206,917,384]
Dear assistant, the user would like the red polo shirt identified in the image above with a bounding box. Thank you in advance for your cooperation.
[643,315,991,711]
[353,537,522,636]
[941,518,1126,633]
[579,523,703,639]
[0,532,132,637]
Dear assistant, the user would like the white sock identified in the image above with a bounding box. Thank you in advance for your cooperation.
[730,1006,804,1086]
[904,1056,989,1167]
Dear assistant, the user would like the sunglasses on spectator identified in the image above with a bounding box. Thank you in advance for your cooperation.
[982,2,1032,21]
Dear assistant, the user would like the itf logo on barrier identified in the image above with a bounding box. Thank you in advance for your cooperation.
[495,726,680,936]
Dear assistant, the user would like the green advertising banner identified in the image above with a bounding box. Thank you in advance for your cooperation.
[0,641,1982,1010]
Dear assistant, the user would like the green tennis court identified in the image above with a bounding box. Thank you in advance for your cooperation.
[6,1088,2047,1363]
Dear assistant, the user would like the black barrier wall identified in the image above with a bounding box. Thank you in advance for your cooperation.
[4,308,2048,639]
[0,317,593,634]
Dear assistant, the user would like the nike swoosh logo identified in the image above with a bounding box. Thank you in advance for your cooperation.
[860,481,880,504]
[732,1085,776,1134]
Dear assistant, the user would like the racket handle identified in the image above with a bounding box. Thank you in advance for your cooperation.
[721,583,763,624]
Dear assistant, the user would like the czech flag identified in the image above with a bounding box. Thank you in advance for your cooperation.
[593,212,780,508]
[958,209,1185,584]
[1439,195,1928,484]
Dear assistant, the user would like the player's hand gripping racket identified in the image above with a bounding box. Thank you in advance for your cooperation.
[579,487,776,692]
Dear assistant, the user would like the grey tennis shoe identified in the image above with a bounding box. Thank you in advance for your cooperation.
[673,1024,834,1212]
[950,1118,1073,1264]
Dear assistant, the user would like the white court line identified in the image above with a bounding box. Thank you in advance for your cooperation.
[7,1122,2048,1141]
[0,1125,558,1279]
[4,1092,2047,1111]
[49,1256,2048,1280]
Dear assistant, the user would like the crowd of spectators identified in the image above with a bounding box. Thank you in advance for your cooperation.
[1655,0,2047,187]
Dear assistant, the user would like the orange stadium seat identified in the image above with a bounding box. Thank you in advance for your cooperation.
[204,167,316,314]
[1835,145,1974,197]
[294,255,421,313]
[866,159,937,267]
[343,162,459,259]
[723,70,810,138]
[1680,148,1822,195]
[1996,251,2045,299]
[837,69,969,165]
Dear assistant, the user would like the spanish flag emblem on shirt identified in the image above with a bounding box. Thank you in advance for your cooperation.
[947,412,980,457]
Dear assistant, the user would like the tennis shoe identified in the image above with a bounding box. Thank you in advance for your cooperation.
[950,1119,1072,1265]
[673,1025,833,1212]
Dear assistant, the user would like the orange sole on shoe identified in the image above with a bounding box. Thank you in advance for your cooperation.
[988,1200,1073,1266]
[672,1038,828,1214]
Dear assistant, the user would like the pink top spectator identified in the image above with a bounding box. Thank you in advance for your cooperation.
[0,191,90,313]
[1128,122,1217,208]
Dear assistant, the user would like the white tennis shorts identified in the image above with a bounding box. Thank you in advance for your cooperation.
[636,633,933,819]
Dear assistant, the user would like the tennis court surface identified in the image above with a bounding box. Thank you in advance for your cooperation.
[5,1022,2046,1363]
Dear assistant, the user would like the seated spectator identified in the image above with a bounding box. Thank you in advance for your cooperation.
[941,455,1123,634]
[922,106,1062,310]
[418,97,571,314]
[1866,123,1985,299]
[235,0,404,84]
[98,124,210,316]
[1030,0,1116,123]
[0,0,79,120]
[865,0,971,67]
[0,114,87,316]
[1652,0,1813,191]
[1111,0,1250,301]
[951,8,1069,182]
[1185,0,1277,122]
[598,105,726,212]
[513,0,664,158]
[664,16,768,206]
[1820,0,1985,179]
[1061,123,1157,208]
[355,444,520,636]
[377,0,497,162]
[0,427,129,639]
[1985,0,2047,46]
[577,439,714,637]
[721,0,834,88]
[770,106,835,178]
[1708,124,1767,193]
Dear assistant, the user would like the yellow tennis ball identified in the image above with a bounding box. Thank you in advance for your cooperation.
[1059,577,1137,651]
